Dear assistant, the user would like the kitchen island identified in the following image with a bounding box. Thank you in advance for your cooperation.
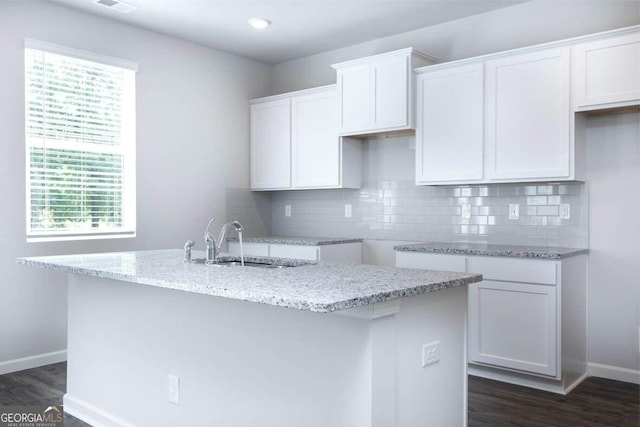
[18,250,481,427]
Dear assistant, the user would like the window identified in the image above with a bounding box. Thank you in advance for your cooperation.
[24,40,137,241]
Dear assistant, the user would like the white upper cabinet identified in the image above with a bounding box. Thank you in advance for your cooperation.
[415,47,575,185]
[250,99,291,190]
[415,63,484,184]
[372,54,410,129]
[250,86,361,191]
[332,48,435,137]
[414,26,640,186]
[291,89,340,188]
[485,47,572,181]
[337,63,371,134]
[572,29,640,111]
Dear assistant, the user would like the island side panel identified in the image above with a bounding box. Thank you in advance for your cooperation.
[65,274,375,427]
[336,285,469,427]
[394,285,468,427]
[64,273,469,427]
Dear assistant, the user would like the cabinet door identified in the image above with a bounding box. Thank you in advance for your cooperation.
[373,54,409,130]
[486,48,571,181]
[337,64,371,134]
[250,99,291,190]
[573,32,640,109]
[468,280,558,377]
[292,89,340,188]
[416,63,484,183]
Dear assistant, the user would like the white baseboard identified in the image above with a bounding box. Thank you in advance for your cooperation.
[588,362,640,384]
[64,394,134,427]
[563,372,589,394]
[0,350,67,375]
[468,364,567,394]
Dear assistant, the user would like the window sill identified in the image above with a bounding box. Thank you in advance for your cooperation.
[27,231,136,243]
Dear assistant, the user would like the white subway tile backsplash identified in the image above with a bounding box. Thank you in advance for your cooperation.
[269,181,587,248]
[537,185,554,195]
[527,196,548,205]
[537,205,560,216]
[547,195,561,205]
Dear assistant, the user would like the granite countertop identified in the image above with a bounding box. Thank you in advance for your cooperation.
[394,242,588,260]
[17,249,480,313]
[227,236,363,246]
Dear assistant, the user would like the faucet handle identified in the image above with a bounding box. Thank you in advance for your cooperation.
[184,240,195,263]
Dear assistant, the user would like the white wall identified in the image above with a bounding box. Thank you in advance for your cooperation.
[272,0,640,93]
[585,112,640,378]
[0,1,271,371]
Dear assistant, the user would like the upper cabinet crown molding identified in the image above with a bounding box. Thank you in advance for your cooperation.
[415,25,639,76]
[331,47,438,70]
[250,84,337,104]
[331,48,437,137]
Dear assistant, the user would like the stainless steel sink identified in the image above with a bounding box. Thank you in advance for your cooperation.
[189,258,291,268]
[211,261,289,269]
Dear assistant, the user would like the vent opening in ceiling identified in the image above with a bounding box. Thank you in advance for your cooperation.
[95,0,138,14]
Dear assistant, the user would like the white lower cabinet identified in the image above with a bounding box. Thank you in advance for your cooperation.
[468,280,557,377]
[229,241,362,263]
[396,250,587,393]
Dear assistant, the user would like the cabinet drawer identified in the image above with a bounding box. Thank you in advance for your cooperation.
[396,252,465,272]
[270,244,319,261]
[228,242,269,257]
[466,257,557,285]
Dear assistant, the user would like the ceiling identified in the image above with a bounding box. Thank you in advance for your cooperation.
[51,0,526,64]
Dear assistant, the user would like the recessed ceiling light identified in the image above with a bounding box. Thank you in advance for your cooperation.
[248,18,272,30]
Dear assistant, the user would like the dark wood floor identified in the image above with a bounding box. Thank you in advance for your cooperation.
[0,362,88,427]
[1,362,638,426]
[468,375,639,427]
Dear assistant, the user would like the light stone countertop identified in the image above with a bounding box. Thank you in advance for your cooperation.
[394,242,588,260]
[227,236,363,246]
[17,249,481,313]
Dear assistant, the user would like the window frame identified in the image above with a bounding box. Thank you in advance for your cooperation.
[24,39,138,243]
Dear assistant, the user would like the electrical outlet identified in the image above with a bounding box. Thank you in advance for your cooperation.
[509,203,520,220]
[422,341,440,367]
[285,205,291,217]
[168,375,180,405]
[344,204,352,218]
[461,204,471,220]
[560,203,571,219]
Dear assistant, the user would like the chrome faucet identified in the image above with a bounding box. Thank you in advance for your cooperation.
[204,218,244,264]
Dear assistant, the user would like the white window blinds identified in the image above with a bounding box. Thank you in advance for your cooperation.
[24,40,137,241]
